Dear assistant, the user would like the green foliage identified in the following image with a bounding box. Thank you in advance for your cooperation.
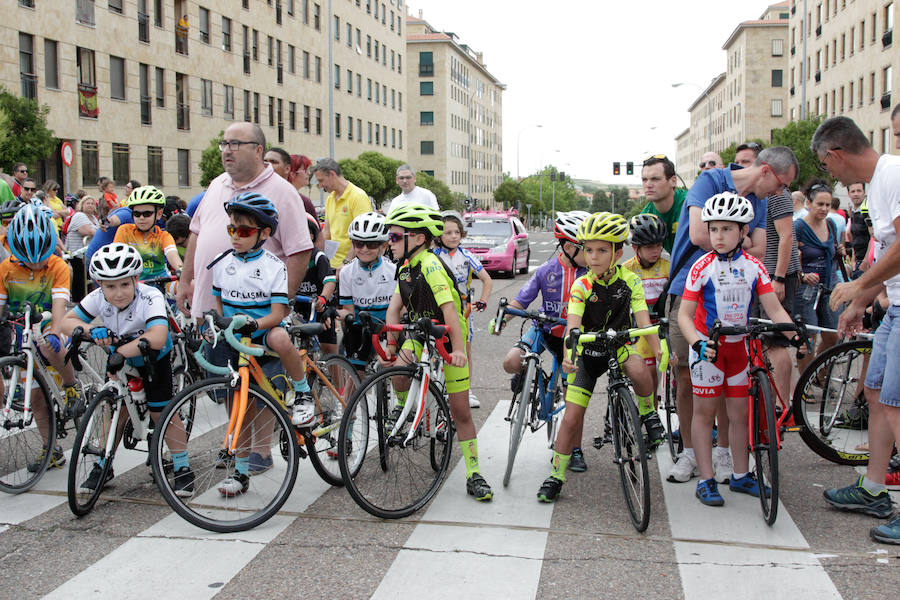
[199,131,225,187]
[720,142,738,168]
[493,177,525,209]
[771,115,828,190]
[0,88,56,171]
[339,158,384,205]
[357,151,403,205]
[517,165,578,216]
[414,171,455,210]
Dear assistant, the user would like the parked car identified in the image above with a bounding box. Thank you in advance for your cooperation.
[460,210,530,276]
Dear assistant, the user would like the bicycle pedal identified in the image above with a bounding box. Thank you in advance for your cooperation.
[784,426,802,432]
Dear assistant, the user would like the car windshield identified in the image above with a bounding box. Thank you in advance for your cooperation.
[465,219,512,238]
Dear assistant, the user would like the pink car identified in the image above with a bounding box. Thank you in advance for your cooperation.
[460,210,530,277]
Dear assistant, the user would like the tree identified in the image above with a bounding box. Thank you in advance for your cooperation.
[493,178,524,209]
[771,115,828,190]
[199,131,225,187]
[339,158,384,207]
[358,151,403,204]
[414,171,454,209]
[0,88,56,171]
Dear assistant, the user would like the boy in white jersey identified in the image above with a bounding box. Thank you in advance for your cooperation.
[434,211,493,407]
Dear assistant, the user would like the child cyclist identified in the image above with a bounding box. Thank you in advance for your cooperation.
[295,213,338,357]
[113,185,183,282]
[538,212,660,502]
[434,210,493,408]
[490,210,589,470]
[381,203,493,501]
[0,202,78,471]
[60,243,194,495]
[622,213,670,447]
[678,193,802,507]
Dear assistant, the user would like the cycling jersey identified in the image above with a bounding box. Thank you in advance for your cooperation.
[682,249,773,343]
[622,256,669,311]
[211,248,289,339]
[339,256,396,322]
[433,246,482,300]
[396,250,464,326]
[0,254,70,313]
[568,265,648,335]
[514,254,586,336]
[297,248,336,299]
[114,224,177,281]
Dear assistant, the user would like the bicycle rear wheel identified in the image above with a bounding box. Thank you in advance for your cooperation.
[752,375,779,526]
[305,354,361,486]
[0,355,57,494]
[610,387,651,532]
[664,365,681,461]
[338,366,453,519]
[67,389,118,516]
[150,377,299,533]
[546,376,565,450]
[504,357,537,487]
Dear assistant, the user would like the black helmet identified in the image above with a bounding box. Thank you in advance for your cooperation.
[629,213,668,246]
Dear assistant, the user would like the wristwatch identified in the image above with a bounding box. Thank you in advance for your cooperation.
[772,275,786,283]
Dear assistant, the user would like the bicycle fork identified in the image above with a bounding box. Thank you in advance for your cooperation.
[390,359,431,446]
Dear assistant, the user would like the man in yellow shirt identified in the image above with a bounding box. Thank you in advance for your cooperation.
[315,158,372,269]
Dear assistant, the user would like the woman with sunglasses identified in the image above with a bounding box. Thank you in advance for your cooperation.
[114,186,183,283]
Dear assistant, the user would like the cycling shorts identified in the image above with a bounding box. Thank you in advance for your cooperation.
[688,339,749,399]
[565,344,630,408]
[515,325,565,366]
[401,335,469,394]
[629,335,657,368]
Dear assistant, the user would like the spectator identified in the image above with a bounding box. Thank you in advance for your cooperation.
[263,147,316,217]
[124,179,141,200]
[734,142,763,168]
[698,151,724,172]
[97,177,118,216]
[792,190,808,220]
[10,163,28,197]
[65,195,101,302]
[42,180,67,231]
[166,213,191,259]
[386,164,439,215]
[85,204,133,261]
[186,191,204,217]
[828,196,848,248]
[315,157,371,269]
[176,14,189,53]
[847,182,870,276]
[639,155,684,254]
[17,177,37,204]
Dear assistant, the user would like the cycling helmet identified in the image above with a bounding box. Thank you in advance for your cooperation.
[306,213,320,241]
[349,211,388,242]
[89,243,143,280]
[554,211,590,243]
[629,213,668,246]
[0,199,22,220]
[224,192,279,234]
[8,201,57,264]
[125,185,166,207]
[576,212,629,244]
[701,192,754,224]
[384,203,444,237]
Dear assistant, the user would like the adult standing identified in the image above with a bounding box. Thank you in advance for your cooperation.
[263,147,317,218]
[639,155,685,254]
[16,177,37,204]
[42,180,67,231]
[10,163,28,197]
[64,195,101,302]
[385,164,439,215]
[792,190,808,220]
[822,116,900,543]
[315,158,371,269]
[123,179,141,201]
[698,151,724,172]
[846,182,870,276]
[664,147,798,484]
[176,121,312,319]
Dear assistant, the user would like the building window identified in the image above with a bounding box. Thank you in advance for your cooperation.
[346,22,352,46]
[771,69,783,87]
[357,118,362,143]
[243,89,250,121]
[268,96,274,126]
[147,146,163,186]
[177,149,190,186]
[81,140,99,184]
[199,7,210,44]
[303,51,310,79]
[252,29,259,61]
[155,67,164,107]
[356,73,361,97]
[222,17,232,51]
[176,72,189,130]
[368,121,372,144]
[772,38,784,56]
[253,92,259,123]
[335,64,340,88]
[315,108,322,134]
[139,63,151,124]
[771,99,784,117]
[884,127,892,152]
[112,143,129,184]
[398,129,402,149]
[347,69,353,93]
[421,141,434,155]
[44,39,59,90]
[18,33,36,99]
[109,0,123,14]
[289,101,296,130]
[303,104,310,132]
[76,0,95,25]
[288,45,295,73]
[313,2,320,30]
[267,36,274,66]
[201,78,213,116]
[153,0,162,26]
[347,115,353,140]
[420,111,434,126]
[224,84,234,118]
[334,15,340,40]
[419,51,433,76]
[110,55,126,100]
[315,56,321,82]
[288,0,294,15]
[367,35,372,57]
[335,112,341,138]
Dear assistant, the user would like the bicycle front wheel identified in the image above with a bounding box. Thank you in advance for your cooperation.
[504,357,537,487]
[663,365,682,461]
[68,389,118,516]
[753,375,779,526]
[305,354,361,486]
[150,377,300,533]
[338,365,453,519]
[610,387,651,532]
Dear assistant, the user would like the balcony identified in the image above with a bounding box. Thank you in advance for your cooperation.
[176,102,190,130]
[20,73,37,99]
[140,94,151,125]
[243,52,251,74]
[881,92,892,110]
[419,63,433,76]
[138,11,149,43]
[815,71,821,83]
[884,29,893,48]
[175,26,189,55]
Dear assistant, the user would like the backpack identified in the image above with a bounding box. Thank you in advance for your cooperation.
[61,210,75,235]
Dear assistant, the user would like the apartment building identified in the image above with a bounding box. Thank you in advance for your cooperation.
[5,0,406,200]
[406,14,504,209]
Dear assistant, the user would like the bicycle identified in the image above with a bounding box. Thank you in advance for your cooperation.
[492,297,567,487]
[0,304,105,494]
[337,315,454,519]
[150,311,359,532]
[655,318,683,461]
[566,324,669,533]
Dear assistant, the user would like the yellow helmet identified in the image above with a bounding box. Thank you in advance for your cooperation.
[577,212,629,244]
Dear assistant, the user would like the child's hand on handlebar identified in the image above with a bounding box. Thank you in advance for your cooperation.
[448,349,468,367]
[562,355,576,374]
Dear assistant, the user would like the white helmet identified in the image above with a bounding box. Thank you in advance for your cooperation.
[348,211,388,242]
[554,210,591,243]
[701,192,755,224]
[89,243,144,280]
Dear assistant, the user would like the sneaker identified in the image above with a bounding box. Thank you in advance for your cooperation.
[173,467,195,497]
[568,447,587,472]
[218,472,250,497]
[537,476,564,503]
[510,373,523,394]
[823,476,894,518]
[468,392,480,408]
[27,445,66,473]
[886,470,900,490]
[247,452,274,475]
[695,478,724,506]
[729,472,771,498]
[871,514,900,544]
[291,392,315,426]
[214,449,234,469]
[667,452,699,483]
[712,447,733,484]
[466,473,493,501]
[642,412,666,449]
[81,463,114,491]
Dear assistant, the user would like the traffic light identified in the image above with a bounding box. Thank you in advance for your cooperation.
[613,162,621,176]
[626,161,634,175]
[559,171,566,181]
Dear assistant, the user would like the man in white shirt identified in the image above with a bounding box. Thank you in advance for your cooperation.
[385,164,438,215]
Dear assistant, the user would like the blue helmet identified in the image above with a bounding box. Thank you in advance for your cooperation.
[224,192,278,234]
[8,200,57,264]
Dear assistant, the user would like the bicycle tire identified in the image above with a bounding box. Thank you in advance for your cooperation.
[664,366,682,461]
[67,389,118,516]
[546,375,565,450]
[503,357,537,487]
[150,377,300,533]
[338,365,453,519]
[792,339,872,465]
[610,387,651,532]
[305,354,361,486]
[0,355,57,494]
[752,374,779,525]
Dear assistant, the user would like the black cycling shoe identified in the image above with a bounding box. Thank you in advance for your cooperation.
[466,473,493,501]
[593,420,613,450]
[510,373,523,395]
[642,412,666,448]
[568,447,587,472]
[537,476,564,503]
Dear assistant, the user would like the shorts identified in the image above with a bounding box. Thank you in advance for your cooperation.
[864,305,900,407]
[565,344,630,408]
[139,354,175,411]
[688,339,749,398]
[754,272,799,348]
[666,295,689,365]
[342,320,378,368]
[795,283,838,329]
[630,335,657,368]
[401,335,469,394]
[515,325,565,367]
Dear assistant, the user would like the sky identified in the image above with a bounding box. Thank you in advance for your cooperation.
[407,0,781,186]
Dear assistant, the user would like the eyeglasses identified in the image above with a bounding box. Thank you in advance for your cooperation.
[818,147,842,173]
[396,175,413,180]
[762,162,790,189]
[699,160,718,168]
[218,140,261,152]
[352,240,383,249]
[387,232,411,243]
[227,224,260,237]
[22,186,36,192]
[16,169,27,173]
[131,209,157,218]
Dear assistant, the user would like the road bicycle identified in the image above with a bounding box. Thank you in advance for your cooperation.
[492,297,567,487]
[0,304,105,494]
[150,311,359,532]
[337,314,454,519]
[566,324,669,533]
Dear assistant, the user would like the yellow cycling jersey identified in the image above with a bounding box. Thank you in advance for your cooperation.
[622,256,669,310]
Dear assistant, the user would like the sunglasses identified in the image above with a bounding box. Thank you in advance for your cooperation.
[227,224,260,237]
[699,161,718,168]
[131,209,157,218]
[387,232,411,243]
[352,240,383,249]
[17,169,27,173]
[22,187,37,192]
[737,142,763,152]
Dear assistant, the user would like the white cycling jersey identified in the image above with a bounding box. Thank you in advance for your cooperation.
[339,257,396,321]
[212,249,289,332]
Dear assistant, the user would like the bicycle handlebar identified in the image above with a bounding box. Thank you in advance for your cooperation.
[369,314,453,364]
[140,275,179,287]
[566,324,663,367]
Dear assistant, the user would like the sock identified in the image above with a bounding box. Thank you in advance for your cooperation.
[636,392,655,417]
[97,458,106,469]
[458,438,479,477]
[172,451,189,471]
[292,378,310,394]
[699,477,715,485]
[684,447,695,460]
[861,475,886,495]
[713,446,729,457]
[732,471,748,480]
[235,456,250,476]
[550,451,570,482]
[395,390,408,408]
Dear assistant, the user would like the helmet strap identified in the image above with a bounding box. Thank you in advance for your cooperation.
[635,246,654,269]
[560,242,580,268]
[707,224,744,260]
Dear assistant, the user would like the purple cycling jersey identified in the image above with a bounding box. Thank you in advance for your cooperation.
[514,255,586,336]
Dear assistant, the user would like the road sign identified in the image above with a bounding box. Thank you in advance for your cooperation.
[61,142,74,167]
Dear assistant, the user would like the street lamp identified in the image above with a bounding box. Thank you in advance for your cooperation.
[516,124,542,180]
[672,80,713,150]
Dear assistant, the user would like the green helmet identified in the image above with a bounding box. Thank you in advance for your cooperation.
[126,185,166,207]
[384,203,444,237]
